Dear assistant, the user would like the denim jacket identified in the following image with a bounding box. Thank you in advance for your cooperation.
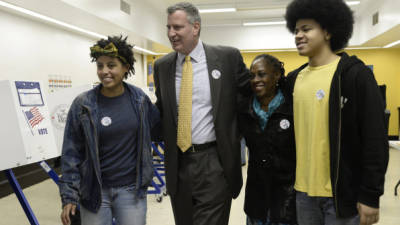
[59,82,160,212]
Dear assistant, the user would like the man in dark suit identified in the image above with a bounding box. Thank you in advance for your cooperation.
[153,2,251,225]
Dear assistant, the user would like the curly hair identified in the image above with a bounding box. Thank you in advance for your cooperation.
[90,35,136,79]
[285,0,354,52]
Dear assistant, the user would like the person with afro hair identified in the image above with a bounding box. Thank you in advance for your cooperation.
[284,0,388,225]
[59,35,160,225]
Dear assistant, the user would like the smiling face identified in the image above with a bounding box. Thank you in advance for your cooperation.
[96,55,128,96]
[167,10,200,55]
[294,19,331,57]
[250,58,281,99]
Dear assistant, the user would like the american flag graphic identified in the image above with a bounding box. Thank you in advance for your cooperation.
[25,107,44,128]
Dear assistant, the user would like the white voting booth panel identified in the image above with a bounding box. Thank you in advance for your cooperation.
[47,84,92,155]
[0,80,58,171]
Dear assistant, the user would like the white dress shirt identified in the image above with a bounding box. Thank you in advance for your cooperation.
[175,40,216,144]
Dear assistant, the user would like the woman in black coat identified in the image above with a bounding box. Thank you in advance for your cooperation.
[238,54,297,225]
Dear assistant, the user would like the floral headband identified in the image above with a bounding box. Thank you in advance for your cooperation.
[90,42,128,65]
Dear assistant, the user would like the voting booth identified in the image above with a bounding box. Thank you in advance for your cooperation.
[0,80,58,171]
[47,84,92,154]
[0,82,93,225]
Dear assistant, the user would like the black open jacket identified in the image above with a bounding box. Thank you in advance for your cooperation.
[238,82,297,223]
[286,52,389,218]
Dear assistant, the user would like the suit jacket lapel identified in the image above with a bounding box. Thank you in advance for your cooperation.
[166,52,178,125]
[204,44,222,121]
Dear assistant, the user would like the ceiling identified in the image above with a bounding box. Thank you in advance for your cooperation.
[144,0,400,49]
[363,24,400,47]
[146,0,371,27]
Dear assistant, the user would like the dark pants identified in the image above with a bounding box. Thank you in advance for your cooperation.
[296,191,359,225]
[170,146,232,225]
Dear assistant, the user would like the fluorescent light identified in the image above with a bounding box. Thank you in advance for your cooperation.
[241,46,386,52]
[199,8,236,13]
[243,21,286,26]
[203,24,240,27]
[346,1,361,6]
[383,40,400,48]
[0,1,107,39]
[133,46,157,55]
[0,0,157,55]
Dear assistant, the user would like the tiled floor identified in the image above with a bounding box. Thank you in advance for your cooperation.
[1,148,399,225]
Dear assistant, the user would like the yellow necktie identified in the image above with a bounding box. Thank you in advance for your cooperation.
[177,56,193,152]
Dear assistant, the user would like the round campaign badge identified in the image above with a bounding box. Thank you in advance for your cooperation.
[101,116,112,127]
[316,89,325,100]
[280,119,290,130]
[211,69,221,79]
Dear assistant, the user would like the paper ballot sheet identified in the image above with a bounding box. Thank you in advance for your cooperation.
[15,81,44,106]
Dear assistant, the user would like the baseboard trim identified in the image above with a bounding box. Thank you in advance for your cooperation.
[0,158,60,198]
[389,135,399,140]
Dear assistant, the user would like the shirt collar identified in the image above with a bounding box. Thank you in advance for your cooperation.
[177,40,204,65]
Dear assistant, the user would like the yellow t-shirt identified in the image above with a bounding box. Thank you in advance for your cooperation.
[293,58,340,197]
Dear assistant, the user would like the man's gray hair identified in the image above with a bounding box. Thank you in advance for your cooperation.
[167,2,201,25]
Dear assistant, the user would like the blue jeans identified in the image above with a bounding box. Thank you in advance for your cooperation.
[296,191,359,225]
[80,185,147,225]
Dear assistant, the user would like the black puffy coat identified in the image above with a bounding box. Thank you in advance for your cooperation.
[238,86,297,224]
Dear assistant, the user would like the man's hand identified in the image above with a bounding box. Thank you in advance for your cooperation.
[61,203,77,225]
[357,202,379,225]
